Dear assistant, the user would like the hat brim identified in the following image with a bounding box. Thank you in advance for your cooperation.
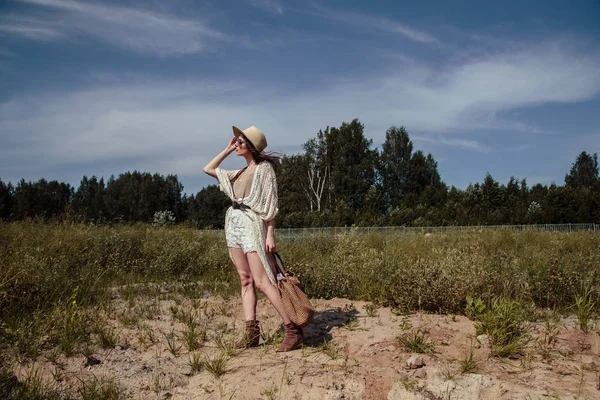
[232,126,244,138]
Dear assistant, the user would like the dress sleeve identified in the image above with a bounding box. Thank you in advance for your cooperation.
[253,163,279,221]
[215,168,239,200]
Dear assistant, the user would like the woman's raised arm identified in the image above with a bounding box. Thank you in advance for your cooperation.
[203,137,237,177]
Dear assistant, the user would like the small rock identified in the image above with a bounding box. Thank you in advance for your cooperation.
[476,334,488,345]
[406,355,425,369]
[581,356,598,371]
[413,369,427,379]
[84,356,101,367]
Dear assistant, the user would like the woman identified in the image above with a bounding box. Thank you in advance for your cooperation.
[203,125,303,352]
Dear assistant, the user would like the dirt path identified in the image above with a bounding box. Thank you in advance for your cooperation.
[14,296,600,399]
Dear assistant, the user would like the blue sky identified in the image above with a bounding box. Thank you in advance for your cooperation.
[1,0,599,195]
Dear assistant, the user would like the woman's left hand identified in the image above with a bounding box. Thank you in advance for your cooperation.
[266,235,277,253]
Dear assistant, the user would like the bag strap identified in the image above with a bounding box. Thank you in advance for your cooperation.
[271,252,288,276]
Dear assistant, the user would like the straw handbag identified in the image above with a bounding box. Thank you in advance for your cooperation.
[272,252,314,327]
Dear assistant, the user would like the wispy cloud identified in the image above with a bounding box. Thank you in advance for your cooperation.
[413,136,489,152]
[308,2,440,45]
[1,37,599,189]
[0,15,64,41]
[247,0,284,15]
[5,0,229,56]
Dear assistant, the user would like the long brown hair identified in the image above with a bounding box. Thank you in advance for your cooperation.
[243,134,281,166]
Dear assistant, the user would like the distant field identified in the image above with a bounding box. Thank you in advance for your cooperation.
[1,221,598,317]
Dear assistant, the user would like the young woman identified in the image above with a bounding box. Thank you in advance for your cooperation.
[203,125,303,352]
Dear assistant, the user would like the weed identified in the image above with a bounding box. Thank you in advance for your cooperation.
[536,317,561,362]
[459,343,478,374]
[475,297,530,358]
[397,327,435,354]
[574,285,596,332]
[342,317,361,331]
[399,316,412,331]
[50,298,89,356]
[44,349,62,366]
[465,296,486,320]
[164,329,182,357]
[400,375,417,390]
[78,375,128,400]
[439,363,459,381]
[364,303,378,318]
[8,314,45,361]
[182,324,205,352]
[318,339,340,359]
[203,351,230,378]
[261,384,277,400]
[97,326,120,349]
[20,363,60,399]
[188,351,203,374]
[214,334,237,357]
[116,309,140,327]
[81,345,95,359]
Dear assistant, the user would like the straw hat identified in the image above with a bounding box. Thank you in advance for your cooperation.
[232,125,268,152]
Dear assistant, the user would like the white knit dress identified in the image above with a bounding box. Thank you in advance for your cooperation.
[216,162,279,284]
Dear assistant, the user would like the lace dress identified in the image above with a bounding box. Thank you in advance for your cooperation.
[215,162,279,284]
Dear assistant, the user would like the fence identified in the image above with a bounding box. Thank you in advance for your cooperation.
[201,223,598,239]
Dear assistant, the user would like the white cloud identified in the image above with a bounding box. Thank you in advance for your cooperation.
[5,0,229,56]
[247,0,284,15]
[412,136,489,152]
[1,38,599,189]
[308,2,440,45]
[0,15,64,41]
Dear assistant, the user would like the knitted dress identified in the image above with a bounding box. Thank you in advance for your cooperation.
[216,161,279,284]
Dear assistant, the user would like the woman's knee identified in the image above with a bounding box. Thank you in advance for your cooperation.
[254,278,273,293]
[239,273,254,288]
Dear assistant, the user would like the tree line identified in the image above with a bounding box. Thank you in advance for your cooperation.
[1,118,599,228]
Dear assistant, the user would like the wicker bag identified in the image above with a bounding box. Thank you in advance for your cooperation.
[272,252,314,327]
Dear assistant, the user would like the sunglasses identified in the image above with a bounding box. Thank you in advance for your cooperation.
[236,137,245,145]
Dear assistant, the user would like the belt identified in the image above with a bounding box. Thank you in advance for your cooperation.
[231,201,249,211]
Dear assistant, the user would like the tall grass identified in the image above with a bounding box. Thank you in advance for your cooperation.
[1,221,598,323]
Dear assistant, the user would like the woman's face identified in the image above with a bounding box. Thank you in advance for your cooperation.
[235,136,250,156]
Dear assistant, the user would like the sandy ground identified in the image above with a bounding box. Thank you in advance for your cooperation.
[13,294,600,400]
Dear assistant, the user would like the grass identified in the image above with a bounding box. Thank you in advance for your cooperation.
[473,297,530,358]
[397,327,435,354]
[459,342,478,374]
[188,351,203,374]
[182,323,206,352]
[77,375,128,400]
[164,329,182,357]
[96,326,120,349]
[574,285,596,332]
[0,222,599,395]
[203,351,230,378]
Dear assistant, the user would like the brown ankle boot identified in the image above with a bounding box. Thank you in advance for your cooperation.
[236,320,261,349]
[276,322,304,352]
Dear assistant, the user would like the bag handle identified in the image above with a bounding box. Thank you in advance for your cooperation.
[271,252,288,276]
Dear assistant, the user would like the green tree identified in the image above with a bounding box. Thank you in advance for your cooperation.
[13,179,73,219]
[325,119,377,214]
[188,185,230,229]
[72,175,106,222]
[0,178,14,220]
[379,126,413,209]
[565,152,599,190]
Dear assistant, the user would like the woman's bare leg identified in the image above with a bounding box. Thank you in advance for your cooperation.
[229,247,257,321]
[246,252,292,325]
